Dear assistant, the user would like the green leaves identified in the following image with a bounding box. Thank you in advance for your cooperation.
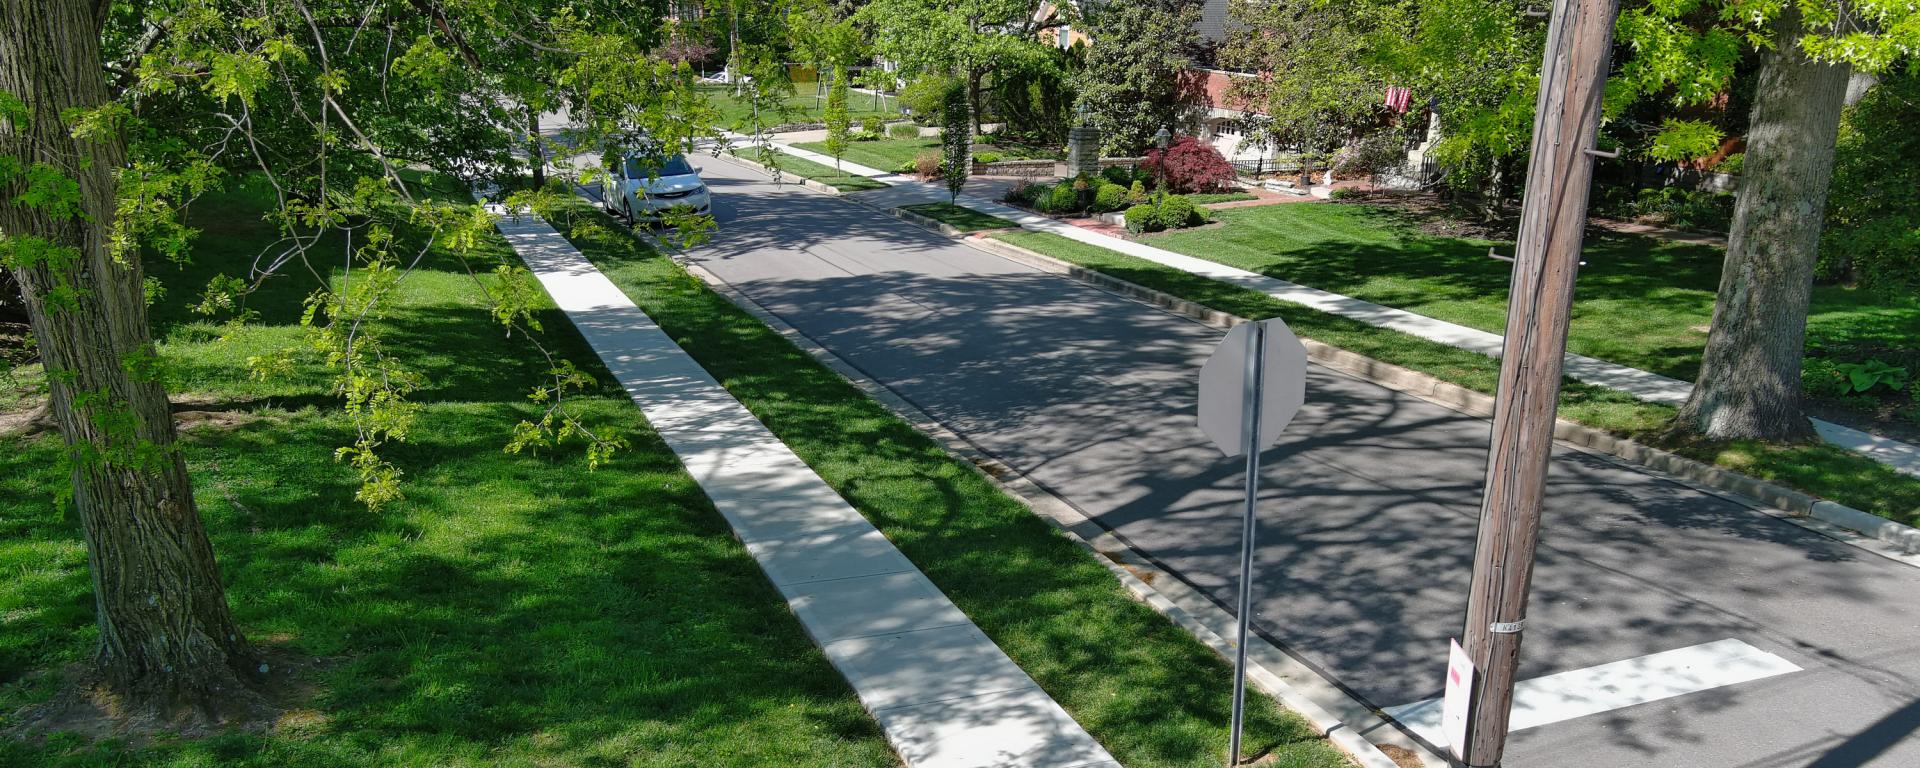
[14,164,86,221]
[206,50,272,106]
[1646,119,1727,161]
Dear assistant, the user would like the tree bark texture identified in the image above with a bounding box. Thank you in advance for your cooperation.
[1,0,255,713]
[1674,7,1850,442]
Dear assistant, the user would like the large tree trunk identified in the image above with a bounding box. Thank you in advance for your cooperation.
[1673,8,1850,442]
[1,0,256,716]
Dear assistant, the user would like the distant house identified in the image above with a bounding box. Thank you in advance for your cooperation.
[1041,0,1276,162]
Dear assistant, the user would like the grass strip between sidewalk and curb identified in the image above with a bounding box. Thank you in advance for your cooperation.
[756,153,888,192]
[898,202,1023,233]
[547,203,1355,768]
[989,229,1920,526]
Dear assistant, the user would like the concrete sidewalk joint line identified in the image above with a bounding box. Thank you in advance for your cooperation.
[488,205,1116,768]
[731,134,1920,481]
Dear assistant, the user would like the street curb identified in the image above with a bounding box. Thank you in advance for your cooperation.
[885,206,1020,239]
[957,233,1920,568]
[678,254,1422,768]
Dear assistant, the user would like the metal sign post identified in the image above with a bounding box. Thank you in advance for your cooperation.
[1198,318,1307,767]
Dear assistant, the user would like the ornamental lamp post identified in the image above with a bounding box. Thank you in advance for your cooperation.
[1152,126,1172,193]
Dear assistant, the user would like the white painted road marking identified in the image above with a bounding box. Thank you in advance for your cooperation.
[1384,638,1800,749]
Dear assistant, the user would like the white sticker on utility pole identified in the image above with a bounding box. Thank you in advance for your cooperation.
[1197,319,1308,457]
[1443,638,1476,759]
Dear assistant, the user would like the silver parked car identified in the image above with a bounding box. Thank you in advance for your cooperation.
[610,153,711,221]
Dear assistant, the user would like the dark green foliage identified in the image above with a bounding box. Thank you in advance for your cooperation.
[1077,1,1203,154]
[993,59,1076,145]
[1593,186,1736,232]
[1006,182,1046,206]
[1102,166,1134,186]
[1821,68,1920,292]
[941,84,971,202]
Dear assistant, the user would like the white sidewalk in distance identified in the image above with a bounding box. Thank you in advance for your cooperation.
[490,207,1117,768]
[733,135,1920,480]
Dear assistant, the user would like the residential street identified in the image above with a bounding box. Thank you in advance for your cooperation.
[679,154,1920,768]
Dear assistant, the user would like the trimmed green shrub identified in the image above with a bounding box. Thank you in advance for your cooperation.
[1092,183,1127,213]
[1102,166,1133,186]
[1127,180,1149,204]
[975,152,1003,164]
[1155,194,1199,229]
[1042,182,1079,214]
[889,122,922,139]
[862,116,885,134]
[1125,203,1163,233]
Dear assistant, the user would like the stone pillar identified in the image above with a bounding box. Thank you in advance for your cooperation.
[1067,125,1102,179]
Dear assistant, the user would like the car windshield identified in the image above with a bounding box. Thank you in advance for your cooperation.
[625,154,696,179]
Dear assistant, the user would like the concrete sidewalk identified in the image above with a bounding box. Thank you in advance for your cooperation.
[487,205,1117,768]
[735,136,1920,479]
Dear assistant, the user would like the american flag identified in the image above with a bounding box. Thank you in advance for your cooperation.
[1384,86,1413,113]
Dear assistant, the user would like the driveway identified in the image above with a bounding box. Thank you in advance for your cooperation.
[675,153,1920,768]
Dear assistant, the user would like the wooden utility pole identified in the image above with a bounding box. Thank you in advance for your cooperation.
[1459,0,1619,764]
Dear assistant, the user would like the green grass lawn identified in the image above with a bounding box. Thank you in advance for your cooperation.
[899,202,1021,232]
[1184,193,1260,205]
[794,137,1061,175]
[0,176,898,767]
[750,152,888,192]
[796,137,941,173]
[993,229,1920,525]
[551,202,1351,768]
[1145,203,1920,386]
[701,84,901,131]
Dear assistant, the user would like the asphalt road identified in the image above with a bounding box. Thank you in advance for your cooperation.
[676,154,1920,768]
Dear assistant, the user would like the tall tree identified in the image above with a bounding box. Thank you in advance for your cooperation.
[941,81,970,201]
[2,0,710,719]
[1,0,255,714]
[1671,7,1852,440]
[855,0,1065,135]
[1076,0,1202,155]
[824,63,851,167]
